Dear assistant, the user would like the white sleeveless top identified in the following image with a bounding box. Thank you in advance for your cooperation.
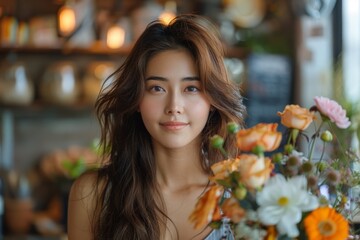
[204,224,234,240]
[203,190,235,240]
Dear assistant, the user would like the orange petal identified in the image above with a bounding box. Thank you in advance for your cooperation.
[189,185,223,229]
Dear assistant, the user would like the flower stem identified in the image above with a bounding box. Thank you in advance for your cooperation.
[291,129,299,146]
[219,146,228,159]
[308,121,324,161]
[316,141,327,174]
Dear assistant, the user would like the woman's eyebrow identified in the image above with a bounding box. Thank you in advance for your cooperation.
[145,76,200,81]
[145,76,166,81]
[183,76,200,81]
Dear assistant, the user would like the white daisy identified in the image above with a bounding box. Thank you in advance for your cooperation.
[256,174,319,238]
[234,210,267,240]
[281,150,308,165]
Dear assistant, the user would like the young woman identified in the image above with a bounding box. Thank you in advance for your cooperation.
[67,14,246,240]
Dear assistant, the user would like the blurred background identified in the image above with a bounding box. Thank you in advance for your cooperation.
[0,0,359,239]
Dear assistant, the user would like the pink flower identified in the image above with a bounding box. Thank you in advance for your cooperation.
[314,96,351,129]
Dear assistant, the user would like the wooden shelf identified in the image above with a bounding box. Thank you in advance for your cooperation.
[0,43,248,59]
[0,43,132,56]
[0,102,95,117]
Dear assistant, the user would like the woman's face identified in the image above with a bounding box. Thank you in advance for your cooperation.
[139,49,211,150]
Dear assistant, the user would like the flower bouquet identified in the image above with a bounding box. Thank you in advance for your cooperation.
[190,96,360,240]
[39,139,105,195]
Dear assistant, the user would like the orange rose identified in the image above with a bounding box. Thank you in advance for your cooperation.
[277,105,314,130]
[210,158,240,182]
[189,185,223,229]
[236,123,282,152]
[237,154,274,189]
[210,154,273,189]
[222,197,245,223]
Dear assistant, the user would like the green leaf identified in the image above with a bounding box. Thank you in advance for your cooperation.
[215,179,232,188]
[209,221,222,229]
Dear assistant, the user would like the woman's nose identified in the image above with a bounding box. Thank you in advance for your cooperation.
[166,106,182,114]
[165,92,184,114]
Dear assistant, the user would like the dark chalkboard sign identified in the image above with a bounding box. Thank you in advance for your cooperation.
[244,53,292,128]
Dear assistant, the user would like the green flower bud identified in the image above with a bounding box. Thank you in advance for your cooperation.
[210,135,224,149]
[227,122,240,134]
[234,186,247,200]
[252,145,264,156]
[320,130,333,142]
[315,161,327,172]
[272,152,283,164]
[284,144,294,154]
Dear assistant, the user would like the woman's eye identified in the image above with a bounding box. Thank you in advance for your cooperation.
[149,85,165,92]
[185,86,200,92]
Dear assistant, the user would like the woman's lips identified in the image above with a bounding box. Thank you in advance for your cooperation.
[160,121,189,130]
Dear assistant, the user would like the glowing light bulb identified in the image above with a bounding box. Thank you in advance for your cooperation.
[106,25,125,49]
[159,1,176,25]
[58,6,76,36]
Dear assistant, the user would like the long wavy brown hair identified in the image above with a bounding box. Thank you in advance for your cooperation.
[94,14,246,239]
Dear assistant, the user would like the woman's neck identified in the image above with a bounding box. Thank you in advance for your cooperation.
[154,144,209,191]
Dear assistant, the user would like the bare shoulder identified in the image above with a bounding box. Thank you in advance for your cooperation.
[67,171,106,240]
[69,171,102,201]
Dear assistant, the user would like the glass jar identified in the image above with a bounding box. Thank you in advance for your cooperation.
[82,61,116,104]
[39,61,80,106]
[0,62,34,106]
